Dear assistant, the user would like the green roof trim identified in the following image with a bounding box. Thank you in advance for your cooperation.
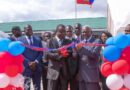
[0,17,106,32]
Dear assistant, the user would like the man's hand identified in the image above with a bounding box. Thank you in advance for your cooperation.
[29,61,37,71]
[76,42,85,50]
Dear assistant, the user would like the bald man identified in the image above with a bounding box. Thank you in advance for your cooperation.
[78,26,101,90]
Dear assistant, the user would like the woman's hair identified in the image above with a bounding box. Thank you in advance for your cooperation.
[100,31,112,43]
[100,31,112,38]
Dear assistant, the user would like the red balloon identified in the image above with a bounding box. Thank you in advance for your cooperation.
[101,62,113,77]
[3,85,16,90]
[16,87,23,90]
[0,52,14,64]
[0,52,14,73]
[5,65,19,77]
[102,57,108,62]
[18,65,24,73]
[0,65,5,73]
[12,55,24,65]
[121,46,130,62]
[119,87,129,90]
[112,60,129,75]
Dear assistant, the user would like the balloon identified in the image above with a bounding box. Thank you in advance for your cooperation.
[112,60,129,75]
[103,45,121,62]
[0,38,11,52]
[119,87,129,90]
[0,73,10,88]
[0,52,14,73]
[8,41,25,56]
[121,46,130,62]
[124,74,130,89]
[12,55,24,65]
[11,55,24,73]
[5,65,19,77]
[126,34,130,46]
[106,74,123,90]
[18,65,24,73]
[0,31,9,39]
[4,85,16,90]
[106,37,114,45]
[16,87,24,90]
[10,74,24,87]
[101,62,113,77]
[114,34,129,48]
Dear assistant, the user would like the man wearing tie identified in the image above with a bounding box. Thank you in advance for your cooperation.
[45,24,77,90]
[78,25,101,90]
[73,23,82,42]
[18,25,43,90]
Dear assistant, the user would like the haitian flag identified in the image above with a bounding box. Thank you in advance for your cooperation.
[77,0,94,5]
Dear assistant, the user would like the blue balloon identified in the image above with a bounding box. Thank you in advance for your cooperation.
[103,45,121,62]
[0,38,11,52]
[8,41,25,56]
[106,37,114,45]
[127,34,130,46]
[114,34,129,48]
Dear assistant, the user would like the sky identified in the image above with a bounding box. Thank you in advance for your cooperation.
[0,0,107,22]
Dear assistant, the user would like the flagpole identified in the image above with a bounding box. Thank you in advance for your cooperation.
[107,3,109,32]
[75,0,77,19]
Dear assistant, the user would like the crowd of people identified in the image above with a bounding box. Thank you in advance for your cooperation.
[8,23,130,90]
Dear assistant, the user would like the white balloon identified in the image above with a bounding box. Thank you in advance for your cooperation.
[106,74,123,90]
[0,73,10,88]
[0,31,9,39]
[10,73,25,87]
[124,74,130,89]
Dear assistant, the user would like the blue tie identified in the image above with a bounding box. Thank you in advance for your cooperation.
[28,37,33,45]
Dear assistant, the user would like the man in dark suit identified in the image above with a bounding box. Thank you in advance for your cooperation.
[45,24,77,90]
[65,25,79,90]
[73,23,82,42]
[41,32,52,90]
[18,25,43,90]
[10,26,22,41]
[77,25,101,90]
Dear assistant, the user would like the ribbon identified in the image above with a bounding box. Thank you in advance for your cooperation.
[21,42,105,52]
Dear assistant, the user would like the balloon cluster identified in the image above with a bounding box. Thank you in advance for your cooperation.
[101,34,130,90]
[0,38,25,90]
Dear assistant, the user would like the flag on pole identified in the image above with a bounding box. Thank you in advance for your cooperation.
[107,0,130,35]
[77,0,94,5]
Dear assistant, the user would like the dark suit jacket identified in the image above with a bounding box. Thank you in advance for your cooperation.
[9,35,18,41]
[66,38,79,79]
[46,37,75,80]
[78,36,101,83]
[18,35,43,76]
